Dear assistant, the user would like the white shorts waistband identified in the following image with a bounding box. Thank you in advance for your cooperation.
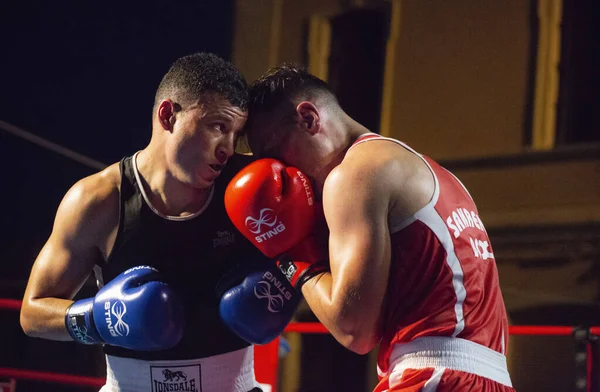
[386,337,512,388]
[101,346,259,392]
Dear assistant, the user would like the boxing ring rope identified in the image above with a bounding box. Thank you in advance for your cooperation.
[0,368,105,388]
[0,120,107,170]
[1,299,599,391]
[284,323,600,337]
[0,300,21,312]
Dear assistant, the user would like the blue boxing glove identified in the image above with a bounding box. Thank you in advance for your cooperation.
[65,265,184,351]
[219,263,301,345]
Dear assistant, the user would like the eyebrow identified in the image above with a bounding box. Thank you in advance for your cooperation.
[206,113,235,122]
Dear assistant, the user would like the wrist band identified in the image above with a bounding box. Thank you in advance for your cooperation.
[65,299,103,345]
[296,261,330,290]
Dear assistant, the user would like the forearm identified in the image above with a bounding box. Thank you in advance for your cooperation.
[301,273,379,354]
[20,297,74,341]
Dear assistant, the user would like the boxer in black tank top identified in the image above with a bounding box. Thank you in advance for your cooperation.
[98,153,266,361]
[21,53,267,391]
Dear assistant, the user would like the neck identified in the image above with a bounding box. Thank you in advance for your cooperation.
[135,143,212,217]
[312,115,371,196]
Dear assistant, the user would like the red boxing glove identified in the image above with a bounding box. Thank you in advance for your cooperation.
[226,158,330,288]
[225,158,318,258]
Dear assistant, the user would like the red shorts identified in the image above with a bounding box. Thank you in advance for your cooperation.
[375,368,516,392]
[376,337,514,392]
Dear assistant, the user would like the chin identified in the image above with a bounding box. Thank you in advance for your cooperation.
[192,179,214,190]
[193,173,218,189]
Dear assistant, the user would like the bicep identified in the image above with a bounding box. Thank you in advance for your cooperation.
[26,237,97,301]
[324,169,391,311]
[24,184,104,302]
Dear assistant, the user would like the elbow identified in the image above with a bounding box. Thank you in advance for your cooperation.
[20,309,35,337]
[20,301,41,338]
[339,332,378,355]
[328,302,380,355]
[334,318,379,355]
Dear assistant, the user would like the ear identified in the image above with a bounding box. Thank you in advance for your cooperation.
[296,101,320,135]
[157,100,177,131]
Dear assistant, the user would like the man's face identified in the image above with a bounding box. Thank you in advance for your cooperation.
[166,94,247,188]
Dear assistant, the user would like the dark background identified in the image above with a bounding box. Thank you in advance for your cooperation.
[0,1,234,390]
[0,0,235,282]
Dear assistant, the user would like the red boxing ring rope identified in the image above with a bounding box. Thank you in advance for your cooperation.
[1,298,598,391]
[0,299,22,311]
[283,323,586,337]
[283,322,328,334]
[0,368,104,387]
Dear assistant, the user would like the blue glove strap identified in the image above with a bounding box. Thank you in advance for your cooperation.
[65,298,103,345]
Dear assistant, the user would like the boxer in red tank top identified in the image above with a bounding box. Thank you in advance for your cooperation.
[245,65,514,391]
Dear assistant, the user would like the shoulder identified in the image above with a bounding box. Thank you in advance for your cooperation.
[339,138,436,220]
[57,162,121,229]
[325,144,399,196]
[322,157,392,224]
[67,163,120,208]
[40,161,123,254]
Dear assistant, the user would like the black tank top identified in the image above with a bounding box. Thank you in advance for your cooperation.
[97,153,267,360]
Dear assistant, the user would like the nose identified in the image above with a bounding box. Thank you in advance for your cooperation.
[216,133,235,163]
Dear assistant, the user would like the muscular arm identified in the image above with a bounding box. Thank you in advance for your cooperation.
[21,170,118,340]
[301,160,392,355]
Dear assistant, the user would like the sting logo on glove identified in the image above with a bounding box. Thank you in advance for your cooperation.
[253,281,285,313]
[296,170,314,206]
[245,208,278,233]
[252,270,293,313]
[245,208,287,242]
[104,301,130,337]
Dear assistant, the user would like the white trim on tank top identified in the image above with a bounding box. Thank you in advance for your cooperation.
[347,133,440,234]
[131,151,214,221]
[348,133,466,338]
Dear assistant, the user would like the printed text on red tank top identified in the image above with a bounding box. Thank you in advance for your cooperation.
[445,208,494,261]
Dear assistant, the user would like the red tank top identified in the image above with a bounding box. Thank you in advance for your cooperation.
[348,134,509,376]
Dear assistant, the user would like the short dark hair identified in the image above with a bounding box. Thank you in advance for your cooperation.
[248,64,336,121]
[155,53,248,110]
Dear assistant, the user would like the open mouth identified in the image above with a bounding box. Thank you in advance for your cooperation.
[209,163,224,172]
